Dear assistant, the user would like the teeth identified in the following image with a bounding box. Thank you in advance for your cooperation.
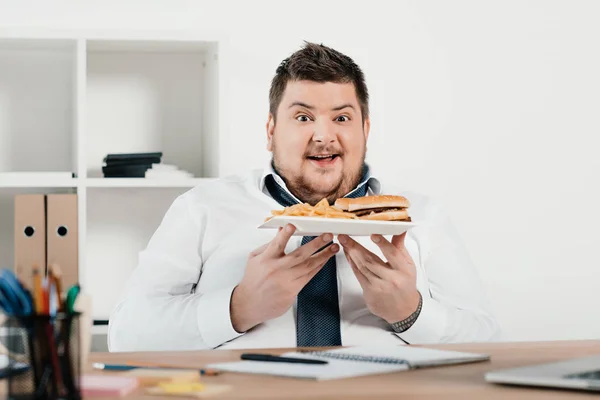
[312,155,333,159]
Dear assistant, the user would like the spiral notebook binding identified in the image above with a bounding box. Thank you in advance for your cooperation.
[302,351,409,365]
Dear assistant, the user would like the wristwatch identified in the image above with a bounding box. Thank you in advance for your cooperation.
[390,291,423,333]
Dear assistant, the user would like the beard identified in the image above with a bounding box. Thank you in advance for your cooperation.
[271,140,366,206]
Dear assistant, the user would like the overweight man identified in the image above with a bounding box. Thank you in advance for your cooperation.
[108,42,501,351]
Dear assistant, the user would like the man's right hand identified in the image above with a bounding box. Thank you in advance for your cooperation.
[230,224,339,333]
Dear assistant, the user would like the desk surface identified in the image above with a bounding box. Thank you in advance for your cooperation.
[86,340,600,399]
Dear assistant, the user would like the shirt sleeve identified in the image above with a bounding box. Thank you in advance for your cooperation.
[108,192,243,351]
[395,199,503,344]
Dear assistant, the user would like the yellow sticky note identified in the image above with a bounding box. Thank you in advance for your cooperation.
[146,383,232,398]
[124,368,200,386]
[158,382,206,394]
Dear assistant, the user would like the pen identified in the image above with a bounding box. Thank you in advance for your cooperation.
[92,363,222,376]
[65,284,80,313]
[93,363,139,371]
[240,353,328,365]
[48,264,64,312]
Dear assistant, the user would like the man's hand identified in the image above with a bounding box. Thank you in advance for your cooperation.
[230,224,339,333]
[338,232,420,324]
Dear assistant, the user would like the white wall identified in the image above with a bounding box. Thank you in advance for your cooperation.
[1,0,600,342]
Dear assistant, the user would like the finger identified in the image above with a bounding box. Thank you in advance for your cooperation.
[343,247,381,283]
[339,235,387,281]
[284,233,334,266]
[264,224,296,258]
[371,234,407,270]
[249,242,269,258]
[347,254,369,288]
[391,232,407,249]
[352,251,394,281]
[392,232,414,263]
[295,258,327,286]
[293,243,339,280]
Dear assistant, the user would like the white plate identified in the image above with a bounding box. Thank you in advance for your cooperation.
[258,216,417,236]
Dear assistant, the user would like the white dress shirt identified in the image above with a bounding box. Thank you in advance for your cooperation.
[108,165,502,351]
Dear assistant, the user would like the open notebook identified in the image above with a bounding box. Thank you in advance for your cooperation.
[206,346,490,381]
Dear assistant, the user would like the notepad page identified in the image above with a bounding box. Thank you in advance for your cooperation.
[300,345,489,368]
[205,358,408,381]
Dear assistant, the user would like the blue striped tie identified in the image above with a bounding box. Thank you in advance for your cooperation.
[264,170,369,347]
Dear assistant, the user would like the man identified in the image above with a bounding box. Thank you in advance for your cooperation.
[108,42,501,351]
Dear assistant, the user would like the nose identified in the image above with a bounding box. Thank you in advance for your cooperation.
[312,120,337,144]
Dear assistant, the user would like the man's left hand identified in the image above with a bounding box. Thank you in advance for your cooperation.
[338,233,420,324]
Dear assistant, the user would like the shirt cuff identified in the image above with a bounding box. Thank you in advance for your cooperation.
[394,294,448,344]
[196,285,244,348]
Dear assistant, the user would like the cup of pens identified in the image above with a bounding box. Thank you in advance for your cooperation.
[1,266,82,400]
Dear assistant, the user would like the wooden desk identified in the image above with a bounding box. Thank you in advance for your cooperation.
[84,340,600,399]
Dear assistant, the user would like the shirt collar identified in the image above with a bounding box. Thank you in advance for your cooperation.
[259,160,382,198]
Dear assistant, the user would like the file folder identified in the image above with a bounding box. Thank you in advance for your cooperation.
[13,194,46,290]
[46,194,79,289]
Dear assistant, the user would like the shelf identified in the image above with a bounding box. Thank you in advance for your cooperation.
[86,39,214,53]
[86,188,187,319]
[0,177,78,188]
[0,31,227,321]
[85,39,220,179]
[0,177,211,188]
[0,41,76,174]
[84,178,210,188]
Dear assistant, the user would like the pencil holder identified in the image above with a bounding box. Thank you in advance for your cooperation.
[4,312,82,400]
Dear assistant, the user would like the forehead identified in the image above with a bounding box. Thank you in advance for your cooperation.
[279,80,360,111]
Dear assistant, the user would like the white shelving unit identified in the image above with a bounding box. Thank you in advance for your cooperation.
[0,29,228,322]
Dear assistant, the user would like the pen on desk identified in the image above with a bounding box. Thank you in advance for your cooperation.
[93,363,139,371]
[123,361,223,375]
[93,363,223,376]
[240,353,328,365]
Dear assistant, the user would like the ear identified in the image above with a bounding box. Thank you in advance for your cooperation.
[266,113,275,152]
[363,116,371,141]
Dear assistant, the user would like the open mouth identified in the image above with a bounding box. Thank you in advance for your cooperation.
[307,154,340,162]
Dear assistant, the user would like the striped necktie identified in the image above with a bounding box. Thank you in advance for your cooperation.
[264,168,370,347]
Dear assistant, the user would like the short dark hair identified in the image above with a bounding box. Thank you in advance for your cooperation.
[269,42,369,122]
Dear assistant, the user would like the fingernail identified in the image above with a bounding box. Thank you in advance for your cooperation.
[371,235,380,243]
[331,244,340,253]
[323,233,333,242]
[285,224,294,233]
[339,235,347,245]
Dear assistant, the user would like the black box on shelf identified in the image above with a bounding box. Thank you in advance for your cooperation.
[102,152,162,178]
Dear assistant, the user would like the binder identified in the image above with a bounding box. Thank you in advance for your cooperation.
[46,194,79,289]
[14,194,46,290]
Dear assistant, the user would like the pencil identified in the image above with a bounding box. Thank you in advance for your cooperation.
[32,267,43,314]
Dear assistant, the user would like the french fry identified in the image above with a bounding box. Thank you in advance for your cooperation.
[265,199,358,221]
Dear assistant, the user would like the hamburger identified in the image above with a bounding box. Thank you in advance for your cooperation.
[334,195,411,222]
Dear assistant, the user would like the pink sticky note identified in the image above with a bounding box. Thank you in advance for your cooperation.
[80,375,139,396]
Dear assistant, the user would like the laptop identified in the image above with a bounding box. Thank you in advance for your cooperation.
[485,355,600,392]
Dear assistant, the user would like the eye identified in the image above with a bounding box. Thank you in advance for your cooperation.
[336,115,350,122]
[296,115,311,122]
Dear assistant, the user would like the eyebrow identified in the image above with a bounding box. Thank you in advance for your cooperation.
[331,103,355,112]
[289,101,315,110]
[288,102,356,112]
